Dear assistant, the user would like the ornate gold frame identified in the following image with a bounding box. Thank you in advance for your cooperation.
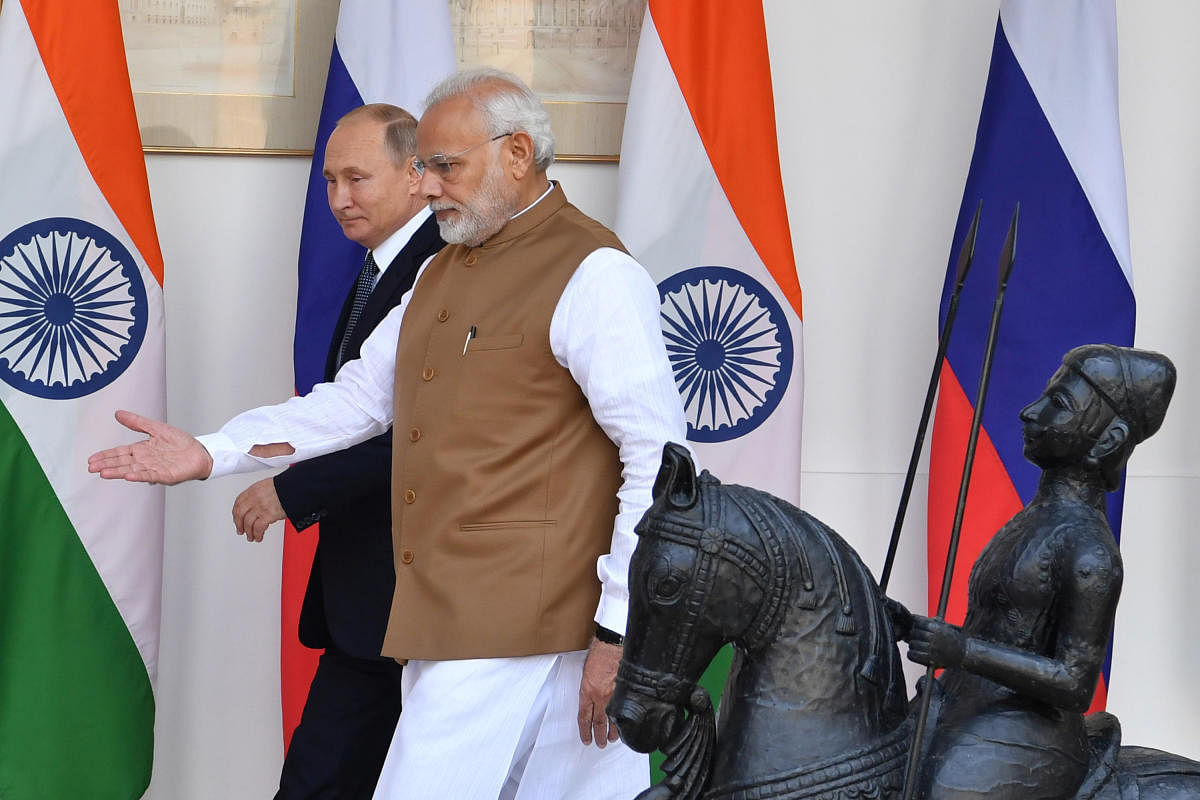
[128,0,335,155]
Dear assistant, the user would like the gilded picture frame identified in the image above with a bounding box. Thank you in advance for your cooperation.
[122,0,336,155]
[450,0,646,162]
[122,0,646,160]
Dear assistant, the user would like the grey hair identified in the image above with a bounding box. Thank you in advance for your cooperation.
[424,68,556,171]
[336,103,418,167]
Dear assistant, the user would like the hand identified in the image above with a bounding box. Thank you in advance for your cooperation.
[578,637,623,748]
[883,596,913,640]
[87,410,213,484]
[905,615,967,669]
[233,477,286,542]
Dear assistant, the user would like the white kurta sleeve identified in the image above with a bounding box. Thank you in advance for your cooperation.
[198,267,425,479]
[549,247,689,635]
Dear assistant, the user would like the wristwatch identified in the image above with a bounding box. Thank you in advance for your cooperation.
[595,624,625,646]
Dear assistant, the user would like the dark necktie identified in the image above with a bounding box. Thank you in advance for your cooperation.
[336,251,379,370]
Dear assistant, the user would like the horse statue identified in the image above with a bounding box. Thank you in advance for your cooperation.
[609,441,912,799]
[609,440,1200,800]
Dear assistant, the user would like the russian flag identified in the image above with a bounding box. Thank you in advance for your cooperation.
[928,0,1134,713]
[282,0,454,748]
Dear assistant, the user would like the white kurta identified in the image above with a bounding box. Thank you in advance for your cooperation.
[196,189,687,797]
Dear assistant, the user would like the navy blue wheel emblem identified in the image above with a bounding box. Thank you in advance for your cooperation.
[0,217,147,399]
[658,266,793,443]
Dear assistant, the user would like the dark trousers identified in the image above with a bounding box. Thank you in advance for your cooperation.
[275,645,404,800]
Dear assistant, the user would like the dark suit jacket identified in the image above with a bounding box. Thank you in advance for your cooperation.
[273,214,444,659]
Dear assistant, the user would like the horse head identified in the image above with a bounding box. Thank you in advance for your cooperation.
[609,443,775,756]
[611,445,913,799]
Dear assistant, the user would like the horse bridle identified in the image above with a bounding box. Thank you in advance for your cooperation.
[618,480,790,708]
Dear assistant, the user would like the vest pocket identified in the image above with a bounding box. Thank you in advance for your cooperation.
[444,521,552,646]
[459,519,556,532]
[454,333,528,420]
[463,333,524,353]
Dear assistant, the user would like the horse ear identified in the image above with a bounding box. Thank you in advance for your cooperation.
[653,442,699,510]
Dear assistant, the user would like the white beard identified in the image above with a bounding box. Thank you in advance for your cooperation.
[431,159,520,247]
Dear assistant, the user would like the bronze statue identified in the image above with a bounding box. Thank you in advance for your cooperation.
[611,345,1200,800]
[609,441,911,800]
[893,344,1185,798]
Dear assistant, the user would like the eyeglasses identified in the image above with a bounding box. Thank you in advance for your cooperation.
[413,133,513,180]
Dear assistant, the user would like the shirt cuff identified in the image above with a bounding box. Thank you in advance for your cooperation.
[594,591,629,637]
[195,431,291,479]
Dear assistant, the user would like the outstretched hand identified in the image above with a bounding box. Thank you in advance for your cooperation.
[87,410,213,485]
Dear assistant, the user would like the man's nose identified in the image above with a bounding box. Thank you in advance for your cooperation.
[1019,398,1041,422]
[419,169,442,200]
[328,180,352,209]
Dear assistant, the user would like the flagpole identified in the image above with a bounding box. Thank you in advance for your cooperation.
[901,205,1019,800]
[878,202,981,594]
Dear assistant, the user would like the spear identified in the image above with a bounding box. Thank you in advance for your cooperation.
[878,202,981,593]
[900,204,1019,800]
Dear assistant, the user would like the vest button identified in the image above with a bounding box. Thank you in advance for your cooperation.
[409,427,421,442]
[404,489,416,504]
[437,308,449,322]
[464,253,478,266]
[421,366,435,381]
[400,549,415,564]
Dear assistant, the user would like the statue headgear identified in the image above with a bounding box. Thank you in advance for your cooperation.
[1061,344,1176,445]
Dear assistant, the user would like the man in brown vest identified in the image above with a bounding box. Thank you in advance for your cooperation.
[89,68,687,798]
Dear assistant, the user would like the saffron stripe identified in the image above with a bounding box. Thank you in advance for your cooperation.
[648,0,801,318]
[20,0,163,287]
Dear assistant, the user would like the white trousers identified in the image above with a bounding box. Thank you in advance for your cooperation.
[371,650,650,800]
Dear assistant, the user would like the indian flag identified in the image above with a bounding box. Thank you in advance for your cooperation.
[615,0,801,781]
[616,0,803,503]
[0,1,165,797]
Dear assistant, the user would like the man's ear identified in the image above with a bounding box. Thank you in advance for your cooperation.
[1088,419,1129,464]
[507,131,536,180]
[406,156,422,195]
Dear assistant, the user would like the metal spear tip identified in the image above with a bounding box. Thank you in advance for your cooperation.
[954,200,982,288]
[996,202,1019,289]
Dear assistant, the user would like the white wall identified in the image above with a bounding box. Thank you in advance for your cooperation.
[143,2,1200,796]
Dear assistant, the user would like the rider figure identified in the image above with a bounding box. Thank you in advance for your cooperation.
[894,344,1175,799]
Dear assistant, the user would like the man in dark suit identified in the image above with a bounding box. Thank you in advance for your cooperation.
[231,103,444,799]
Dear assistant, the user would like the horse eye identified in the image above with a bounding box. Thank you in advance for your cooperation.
[649,567,686,605]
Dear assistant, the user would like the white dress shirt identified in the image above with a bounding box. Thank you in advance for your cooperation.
[368,204,432,284]
[197,188,687,634]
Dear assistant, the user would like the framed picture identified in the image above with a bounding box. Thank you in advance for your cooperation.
[121,0,336,155]
[122,0,647,160]
[451,0,647,162]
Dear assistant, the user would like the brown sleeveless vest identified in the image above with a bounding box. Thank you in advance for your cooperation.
[382,184,626,661]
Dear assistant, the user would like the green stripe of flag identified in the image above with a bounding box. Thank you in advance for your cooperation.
[0,399,153,799]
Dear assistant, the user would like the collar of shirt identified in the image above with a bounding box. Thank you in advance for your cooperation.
[509,180,556,223]
[369,205,434,281]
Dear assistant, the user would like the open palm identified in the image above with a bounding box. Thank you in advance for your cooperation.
[88,410,213,485]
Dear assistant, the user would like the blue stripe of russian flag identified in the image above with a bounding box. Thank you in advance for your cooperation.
[293,42,365,395]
